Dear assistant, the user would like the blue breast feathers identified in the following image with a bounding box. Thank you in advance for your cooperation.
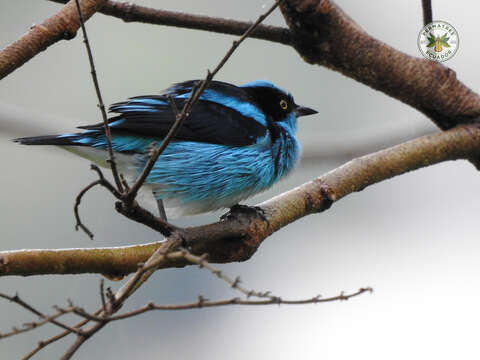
[176,89,267,127]
[69,131,299,215]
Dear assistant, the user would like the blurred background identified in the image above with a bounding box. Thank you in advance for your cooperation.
[1,1,480,359]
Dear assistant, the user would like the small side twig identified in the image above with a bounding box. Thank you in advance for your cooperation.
[0,310,66,339]
[21,312,100,360]
[181,250,281,300]
[74,179,101,239]
[73,287,373,322]
[58,235,182,360]
[99,279,106,313]
[0,293,83,336]
[74,164,122,238]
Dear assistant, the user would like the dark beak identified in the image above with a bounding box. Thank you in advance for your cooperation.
[294,105,318,117]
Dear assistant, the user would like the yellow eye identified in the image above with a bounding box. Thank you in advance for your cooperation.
[280,99,288,110]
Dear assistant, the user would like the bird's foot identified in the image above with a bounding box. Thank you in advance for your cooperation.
[221,204,269,226]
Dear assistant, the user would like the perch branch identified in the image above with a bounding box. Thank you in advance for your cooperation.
[2,125,479,277]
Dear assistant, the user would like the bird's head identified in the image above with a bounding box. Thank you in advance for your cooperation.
[240,80,317,126]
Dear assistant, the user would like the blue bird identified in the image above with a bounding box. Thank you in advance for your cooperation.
[14,80,317,217]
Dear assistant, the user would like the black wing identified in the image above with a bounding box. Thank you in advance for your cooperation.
[78,81,267,146]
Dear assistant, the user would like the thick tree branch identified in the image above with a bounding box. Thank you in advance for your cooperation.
[0,0,106,80]
[2,124,479,277]
[279,0,480,132]
[0,243,160,277]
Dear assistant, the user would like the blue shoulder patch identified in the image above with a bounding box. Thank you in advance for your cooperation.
[77,80,270,147]
[177,89,267,127]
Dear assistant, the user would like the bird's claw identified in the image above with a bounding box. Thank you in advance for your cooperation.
[221,204,269,226]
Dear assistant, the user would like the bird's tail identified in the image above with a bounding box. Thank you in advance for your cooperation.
[13,132,117,170]
[13,133,89,146]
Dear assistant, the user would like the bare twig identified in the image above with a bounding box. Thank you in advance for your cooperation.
[115,237,182,305]
[74,165,123,238]
[21,313,99,360]
[0,310,65,339]
[89,164,123,197]
[59,236,182,359]
[74,287,372,322]
[99,279,106,313]
[422,0,433,26]
[46,0,292,45]
[181,250,282,300]
[74,179,101,239]
[75,0,123,192]
[72,0,129,239]
[0,293,83,335]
